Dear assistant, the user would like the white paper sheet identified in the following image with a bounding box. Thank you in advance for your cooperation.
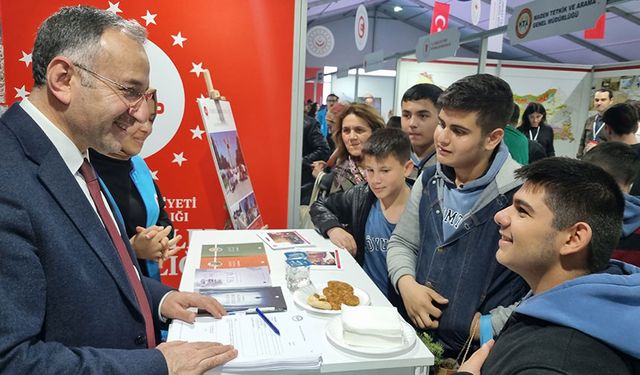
[169,311,322,371]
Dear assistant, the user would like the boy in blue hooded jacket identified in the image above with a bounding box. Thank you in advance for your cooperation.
[458,157,640,375]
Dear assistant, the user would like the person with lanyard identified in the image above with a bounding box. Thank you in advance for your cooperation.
[399,83,443,182]
[518,102,555,157]
[90,90,182,282]
[577,88,613,158]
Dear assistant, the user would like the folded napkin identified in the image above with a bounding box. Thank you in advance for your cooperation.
[341,305,404,348]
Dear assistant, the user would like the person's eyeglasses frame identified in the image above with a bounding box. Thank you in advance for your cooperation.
[73,63,153,112]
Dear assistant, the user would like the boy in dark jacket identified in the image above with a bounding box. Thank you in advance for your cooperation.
[310,128,412,307]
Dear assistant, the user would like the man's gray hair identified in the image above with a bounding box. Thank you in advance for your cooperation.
[32,5,147,86]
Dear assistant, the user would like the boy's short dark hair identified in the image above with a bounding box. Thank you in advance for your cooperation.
[515,157,624,273]
[362,127,411,164]
[437,74,513,134]
[582,141,640,189]
[510,103,520,125]
[602,103,639,135]
[386,116,401,129]
[401,83,443,108]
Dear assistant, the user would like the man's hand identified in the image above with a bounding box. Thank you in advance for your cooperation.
[130,225,172,261]
[397,276,448,329]
[327,227,357,256]
[157,341,238,375]
[457,339,494,375]
[161,291,226,322]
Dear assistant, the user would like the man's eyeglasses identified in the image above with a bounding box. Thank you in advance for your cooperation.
[74,63,153,111]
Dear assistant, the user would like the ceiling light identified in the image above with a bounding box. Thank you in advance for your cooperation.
[393,5,403,12]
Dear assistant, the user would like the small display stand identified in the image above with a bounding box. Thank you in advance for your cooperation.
[197,70,264,229]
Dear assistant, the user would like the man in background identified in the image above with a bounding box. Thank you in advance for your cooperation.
[577,88,613,158]
[316,93,339,140]
[301,114,330,205]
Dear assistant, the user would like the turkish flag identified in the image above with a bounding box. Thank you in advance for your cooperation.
[430,1,450,34]
[1,0,295,287]
[584,13,606,39]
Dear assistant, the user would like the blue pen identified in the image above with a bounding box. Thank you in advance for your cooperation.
[255,307,280,336]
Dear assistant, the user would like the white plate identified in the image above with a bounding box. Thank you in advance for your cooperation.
[293,284,371,315]
[325,316,416,356]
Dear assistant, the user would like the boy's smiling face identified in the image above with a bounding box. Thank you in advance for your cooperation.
[363,154,412,201]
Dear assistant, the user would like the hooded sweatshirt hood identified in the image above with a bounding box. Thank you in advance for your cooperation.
[623,193,640,237]
[515,260,640,359]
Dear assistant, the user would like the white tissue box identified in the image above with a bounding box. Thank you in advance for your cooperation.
[341,305,404,348]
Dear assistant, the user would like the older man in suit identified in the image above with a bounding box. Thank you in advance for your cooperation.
[0,6,237,374]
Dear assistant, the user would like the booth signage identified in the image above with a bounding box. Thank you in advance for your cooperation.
[488,0,507,52]
[471,0,481,26]
[336,67,349,78]
[307,25,335,58]
[416,28,460,63]
[354,5,369,51]
[508,0,606,45]
[363,50,384,72]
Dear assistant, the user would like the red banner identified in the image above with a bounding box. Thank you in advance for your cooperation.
[584,13,606,40]
[430,1,450,34]
[1,0,295,287]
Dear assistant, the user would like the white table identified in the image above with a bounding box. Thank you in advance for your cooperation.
[169,229,433,374]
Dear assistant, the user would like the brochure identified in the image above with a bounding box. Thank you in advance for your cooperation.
[197,286,287,313]
[285,250,342,270]
[194,266,271,290]
[200,242,269,269]
[257,230,313,250]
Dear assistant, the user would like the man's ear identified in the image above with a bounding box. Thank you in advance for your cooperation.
[46,57,75,105]
[559,222,592,257]
[485,127,504,151]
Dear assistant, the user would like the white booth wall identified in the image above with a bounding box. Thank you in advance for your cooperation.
[592,64,640,102]
[329,73,396,119]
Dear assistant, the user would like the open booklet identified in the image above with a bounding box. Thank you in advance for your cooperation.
[169,311,322,372]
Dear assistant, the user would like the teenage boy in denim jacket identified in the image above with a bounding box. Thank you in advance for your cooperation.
[387,74,529,356]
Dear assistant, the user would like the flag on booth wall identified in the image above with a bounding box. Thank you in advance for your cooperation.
[584,13,606,39]
[1,0,295,288]
[430,1,450,34]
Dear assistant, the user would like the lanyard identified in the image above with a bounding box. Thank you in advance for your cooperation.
[593,115,604,140]
[529,127,540,141]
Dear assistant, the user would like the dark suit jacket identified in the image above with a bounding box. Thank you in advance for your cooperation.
[577,114,608,158]
[0,104,171,374]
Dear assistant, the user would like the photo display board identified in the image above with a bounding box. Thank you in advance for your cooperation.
[198,98,264,229]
